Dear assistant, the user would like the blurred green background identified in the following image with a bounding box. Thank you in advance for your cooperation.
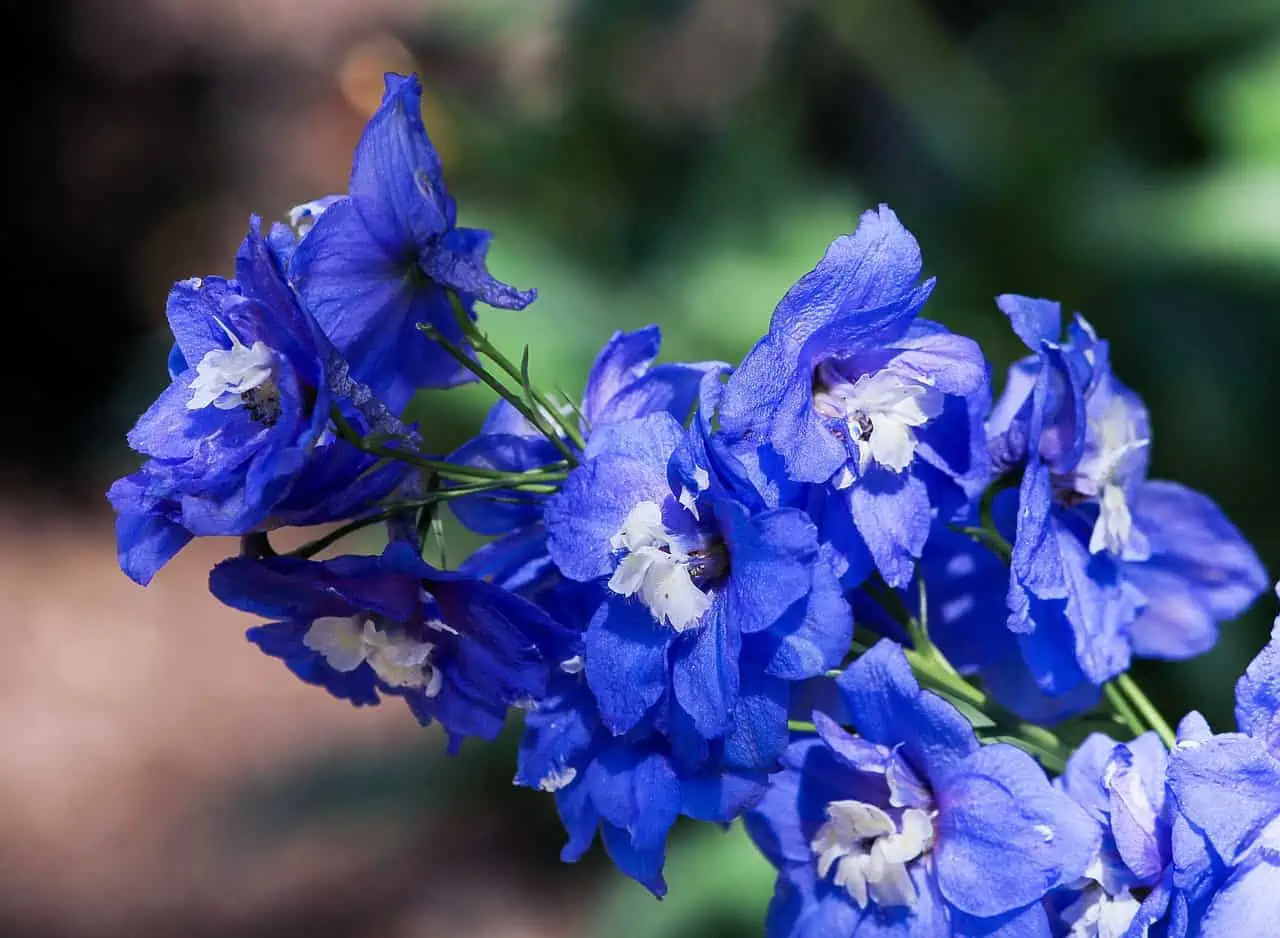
[8,0,1280,935]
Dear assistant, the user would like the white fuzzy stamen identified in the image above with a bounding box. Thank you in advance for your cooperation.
[538,765,578,792]
[1074,395,1151,561]
[1061,884,1142,938]
[814,368,943,478]
[608,501,712,631]
[810,800,934,910]
[303,615,443,696]
[187,320,275,412]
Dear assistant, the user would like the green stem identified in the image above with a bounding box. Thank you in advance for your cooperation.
[288,474,564,559]
[1104,682,1145,739]
[1116,673,1177,748]
[329,407,558,481]
[448,293,587,451]
[419,321,579,464]
[953,524,1013,563]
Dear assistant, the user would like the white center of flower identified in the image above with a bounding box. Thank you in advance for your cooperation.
[538,764,578,792]
[814,366,943,480]
[607,500,712,631]
[303,615,443,696]
[1072,396,1151,561]
[1061,884,1143,938]
[810,800,935,910]
[187,320,276,413]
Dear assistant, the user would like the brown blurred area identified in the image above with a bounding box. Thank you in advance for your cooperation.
[0,503,582,938]
[1,1,583,935]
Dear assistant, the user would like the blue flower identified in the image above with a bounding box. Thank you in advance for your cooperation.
[290,73,534,409]
[1165,608,1280,936]
[454,326,723,593]
[108,219,403,586]
[543,392,849,766]
[719,205,990,588]
[992,296,1266,708]
[746,640,1098,937]
[1055,731,1182,936]
[514,580,769,896]
[209,540,573,749]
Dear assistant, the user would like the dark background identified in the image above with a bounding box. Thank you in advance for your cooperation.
[4,1,1278,935]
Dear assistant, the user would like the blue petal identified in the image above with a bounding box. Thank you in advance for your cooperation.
[672,600,741,741]
[111,504,192,587]
[720,504,823,635]
[758,542,851,679]
[545,456,672,583]
[420,225,535,310]
[1235,621,1280,750]
[1168,732,1280,865]
[292,198,471,405]
[769,205,929,346]
[1198,856,1280,938]
[584,599,672,734]
[950,902,1052,938]
[164,275,239,368]
[1126,480,1267,661]
[837,640,979,781]
[721,668,789,772]
[847,467,932,588]
[934,744,1099,918]
[996,294,1062,351]
[581,326,662,424]
[679,768,767,822]
[347,73,452,250]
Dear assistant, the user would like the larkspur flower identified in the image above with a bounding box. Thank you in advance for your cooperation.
[990,296,1266,711]
[719,205,990,589]
[1055,731,1181,937]
[746,640,1098,937]
[210,540,573,748]
[1165,607,1280,936]
[514,579,769,895]
[107,219,404,586]
[290,72,534,409]
[454,326,722,593]
[543,383,849,765]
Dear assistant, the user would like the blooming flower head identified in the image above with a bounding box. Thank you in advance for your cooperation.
[719,205,991,588]
[991,296,1266,711]
[210,541,574,748]
[1166,606,1280,936]
[454,326,723,594]
[514,579,769,896]
[543,387,850,767]
[290,72,535,409]
[1056,731,1179,937]
[107,219,400,586]
[746,640,1098,936]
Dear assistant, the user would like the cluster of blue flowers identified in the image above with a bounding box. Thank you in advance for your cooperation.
[110,72,1276,936]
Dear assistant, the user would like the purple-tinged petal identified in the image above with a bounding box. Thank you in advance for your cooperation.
[935,744,1099,918]
[1126,480,1267,661]
[847,467,932,588]
[837,640,979,781]
[1168,732,1280,864]
[581,326,662,424]
[1197,856,1280,938]
[996,294,1062,351]
[769,205,928,346]
[347,73,452,250]
[1236,622,1280,752]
